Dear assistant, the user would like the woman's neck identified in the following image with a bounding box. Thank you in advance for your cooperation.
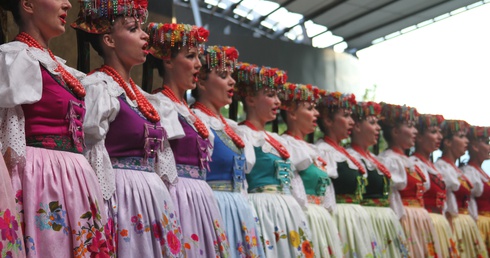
[245,113,265,131]
[414,148,431,160]
[285,124,305,139]
[442,152,457,164]
[197,98,220,116]
[163,80,185,102]
[19,27,49,49]
[325,132,340,144]
[351,138,369,151]
[104,59,132,82]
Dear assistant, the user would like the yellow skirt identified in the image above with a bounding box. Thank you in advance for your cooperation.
[477,215,490,255]
[428,213,459,258]
[452,214,488,258]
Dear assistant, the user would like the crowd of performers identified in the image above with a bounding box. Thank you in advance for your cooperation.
[0,0,490,257]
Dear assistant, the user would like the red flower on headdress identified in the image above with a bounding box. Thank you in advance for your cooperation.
[133,0,148,9]
[170,23,178,30]
[197,27,209,41]
[225,47,238,61]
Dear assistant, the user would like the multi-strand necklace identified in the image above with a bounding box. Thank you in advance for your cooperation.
[192,102,244,148]
[159,87,209,139]
[97,65,160,123]
[15,32,85,98]
[241,120,290,159]
[322,136,366,174]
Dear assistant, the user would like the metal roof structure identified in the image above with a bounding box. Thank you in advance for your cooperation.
[175,0,487,53]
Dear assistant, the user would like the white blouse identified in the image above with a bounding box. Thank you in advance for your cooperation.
[434,158,462,216]
[460,164,485,220]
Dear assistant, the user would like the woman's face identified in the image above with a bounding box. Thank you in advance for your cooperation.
[471,138,490,162]
[27,0,71,40]
[290,102,319,135]
[353,116,380,147]
[446,131,468,158]
[247,89,281,123]
[198,66,235,108]
[416,126,442,154]
[109,17,149,67]
[396,121,418,150]
[168,46,202,92]
[325,108,354,141]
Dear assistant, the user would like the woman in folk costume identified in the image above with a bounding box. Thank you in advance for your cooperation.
[190,46,264,258]
[315,92,380,258]
[377,103,442,258]
[0,0,111,256]
[73,1,185,257]
[279,83,343,258]
[436,120,487,258]
[410,114,459,257]
[347,101,409,258]
[146,23,230,257]
[232,63,315,258]
[461,126,490,254]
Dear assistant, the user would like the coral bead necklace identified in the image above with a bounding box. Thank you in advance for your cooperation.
[351,144,391,178]
[323,136,366,174]
[159,87,209,139]
[241,120,290,159]
[193,102,245,148]
[15,32,86,98]
[97,65,160,123]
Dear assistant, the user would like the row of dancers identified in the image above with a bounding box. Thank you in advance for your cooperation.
[1,0,490,257]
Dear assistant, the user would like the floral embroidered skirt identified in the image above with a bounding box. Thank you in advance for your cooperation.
[452,213,488,258]
[168,177,230,257]
[477,215,490,256]
[400,206,442,258]
[363,206,409,258]
[428,212,459,258]
[248,192,314,258]
[106,167,184,258]
[334,203,378,258]
[212,191,264,258]
[10,147,111,258]
[0,154,24,258]
[304,203,343,258]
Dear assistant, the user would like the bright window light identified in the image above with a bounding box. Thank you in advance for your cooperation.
[304,20,327,37]
[333,41,348,52]
[254,1,280,16]
[312,31,343,48]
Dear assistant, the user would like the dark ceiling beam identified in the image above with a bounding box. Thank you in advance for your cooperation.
[210,0,223,15]
[249,0,296,27]
[310,0,399,38]
[271,0,348,38]
[342,0,450,44]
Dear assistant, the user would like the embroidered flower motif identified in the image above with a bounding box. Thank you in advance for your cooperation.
[35,201,68,234]
[167,231,181,255]
[0,209,19,244]
[289,230,300,248]
[302,240,314,258]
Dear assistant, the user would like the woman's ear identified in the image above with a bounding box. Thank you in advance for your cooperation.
[287,108,297,121]
[353,121,362,134]
[21,0,34,14]
[102,33,115,48]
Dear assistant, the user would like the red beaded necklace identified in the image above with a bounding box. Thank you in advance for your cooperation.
[441,156,473,189]
[192,102,245,149]
[283,131,327,167]
[159,87,209,139]
[351,144,391,178]
[15,32,86,98]
[322,136,366,174]
[391,147,427,182]
[241,120,290,159]
[413,152,436,170]
[97,65,160,123]
[468,162,490,182]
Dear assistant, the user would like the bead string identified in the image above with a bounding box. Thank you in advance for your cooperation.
[351,144,391,178]
[283,131,327,167]
[240,120,290,159]
[159,87,209,139]
[15,32,86,98]
[192,102,245,148]
[322,136,366,174]
[97,65,160,123]
[440,156,473,189]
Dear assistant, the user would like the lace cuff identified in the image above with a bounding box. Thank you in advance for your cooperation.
[155,140,179,185]
[84,140,115,200]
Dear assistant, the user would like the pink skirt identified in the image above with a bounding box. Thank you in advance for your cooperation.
[400,206,442,258]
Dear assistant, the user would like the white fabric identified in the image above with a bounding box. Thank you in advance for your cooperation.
[347,148,378,173]
[314,138,361,179]
[377,149,430,219]
[435,158,461,216]
[82,71,178,200]
[461,164,485,221]
[410,155,448,214]
[0,41,85,169]
[283,134,336,211]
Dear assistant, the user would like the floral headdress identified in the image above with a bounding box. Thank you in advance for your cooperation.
[279,83,326,109]
[440,119,470,138]
[318,92,356,110]
[467,126,490,141]
[233,62,288,98]
[416,114,444,133]
[201,46,239,72]
[352,101,381,120]
[146,22,209,60]
[379,102,418,126]
[71,0,148,34]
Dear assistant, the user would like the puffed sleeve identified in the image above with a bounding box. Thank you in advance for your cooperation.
[282,135,313,171]
[435,160,460,216]
[461,165,483,221]
[234,125,257,174]
[315,140,339,179]
[82,75,120,200]
[150,92,185,140]
[378,151,407,219]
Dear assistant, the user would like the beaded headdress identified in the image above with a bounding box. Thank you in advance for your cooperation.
[201,46,239,72]
[467,126,490,141]
[416,114,444,133]
[352,101,381,120]
[71,0,148,34]
[440,119,470,138]
[379,103,418,126]
[146,22,209,60]
[233,62,288,98]
[318,92,356,110]
[279,83,326,109]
